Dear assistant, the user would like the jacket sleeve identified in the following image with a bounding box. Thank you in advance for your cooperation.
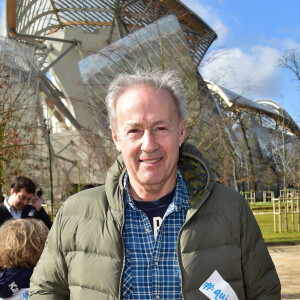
[29,206,69,300]
[240,198,281,299]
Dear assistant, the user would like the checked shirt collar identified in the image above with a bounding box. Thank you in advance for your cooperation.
[123,168,190,214]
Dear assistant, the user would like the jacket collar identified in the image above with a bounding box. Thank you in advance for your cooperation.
[179,142,214,208]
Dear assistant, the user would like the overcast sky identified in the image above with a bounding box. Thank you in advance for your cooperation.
[182,0,300,125]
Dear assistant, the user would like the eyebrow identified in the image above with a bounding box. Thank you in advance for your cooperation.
[124,120,170,128]
[19,195,32,200]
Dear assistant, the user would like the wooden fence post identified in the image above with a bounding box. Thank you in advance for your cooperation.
[291,198,294,232]
[278,197,282,233]
[273,198,277,233]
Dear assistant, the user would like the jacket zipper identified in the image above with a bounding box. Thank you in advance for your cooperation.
[118,220,126,300]
[177,189,211,299]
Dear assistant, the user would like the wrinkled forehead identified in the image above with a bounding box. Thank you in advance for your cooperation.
[111,84,180,133]
[115,84,177,111]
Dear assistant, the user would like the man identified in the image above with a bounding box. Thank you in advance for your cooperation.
[30,69,280,299]
[0,176,52,229]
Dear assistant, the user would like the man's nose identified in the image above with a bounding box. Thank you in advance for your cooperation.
[23,198,30,205]
[141,130,159,152]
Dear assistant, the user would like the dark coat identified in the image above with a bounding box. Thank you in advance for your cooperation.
[0,267,33,298]
[0,203,52,229]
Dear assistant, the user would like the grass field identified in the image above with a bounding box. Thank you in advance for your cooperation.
[255,213,300,245]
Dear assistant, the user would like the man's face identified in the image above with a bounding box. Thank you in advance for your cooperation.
[111,85,186,199]
[9,188,33,211]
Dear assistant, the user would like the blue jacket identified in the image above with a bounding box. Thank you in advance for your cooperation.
[0,267,33,298]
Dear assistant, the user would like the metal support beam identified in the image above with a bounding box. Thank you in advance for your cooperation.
[38,42,78,76]
[16,33,81,44]
[39,75,82,130]
[7,0,17,36]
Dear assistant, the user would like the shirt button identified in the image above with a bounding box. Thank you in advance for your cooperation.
[156,295,160,299]
[154,261,159,266]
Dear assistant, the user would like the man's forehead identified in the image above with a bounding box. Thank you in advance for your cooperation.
[17,189,33,196]
[114,85,179,127]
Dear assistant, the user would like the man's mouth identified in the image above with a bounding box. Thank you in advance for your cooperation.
[140,158,161,164]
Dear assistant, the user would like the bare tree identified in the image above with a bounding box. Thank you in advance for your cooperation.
[278,48,300,190]
[279,48,300,82]
[0,62,42,198]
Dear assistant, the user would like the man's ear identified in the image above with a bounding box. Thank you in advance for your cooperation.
[10,188,15,196]
[111,126,122,152]
[179,120,187,146]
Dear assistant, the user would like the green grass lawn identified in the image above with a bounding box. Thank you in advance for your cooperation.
[255,213,300,245]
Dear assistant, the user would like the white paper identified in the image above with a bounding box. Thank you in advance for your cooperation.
[0,288,29,300]
[199,270,238,300]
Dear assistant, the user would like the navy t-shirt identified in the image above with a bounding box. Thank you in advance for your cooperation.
[133,187,176,238]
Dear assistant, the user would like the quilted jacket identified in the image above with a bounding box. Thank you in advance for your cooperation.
[29,143,280,299]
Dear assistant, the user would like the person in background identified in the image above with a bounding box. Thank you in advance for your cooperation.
[0,176,52,229]
[29,69,280,299]
[0,219,49,299]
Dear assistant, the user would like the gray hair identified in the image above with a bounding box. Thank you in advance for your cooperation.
[105,69,187,130]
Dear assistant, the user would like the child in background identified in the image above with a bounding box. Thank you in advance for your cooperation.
[0,219,49,300]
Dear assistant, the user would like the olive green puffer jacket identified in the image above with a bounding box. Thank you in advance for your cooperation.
[30,143,280,299]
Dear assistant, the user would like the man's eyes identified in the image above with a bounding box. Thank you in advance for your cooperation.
[126,127,169,136]
[128,129,140,134]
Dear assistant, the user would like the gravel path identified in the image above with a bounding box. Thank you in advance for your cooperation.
[268,244,300,299]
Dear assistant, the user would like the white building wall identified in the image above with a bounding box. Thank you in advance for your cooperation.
[46,27,120,131]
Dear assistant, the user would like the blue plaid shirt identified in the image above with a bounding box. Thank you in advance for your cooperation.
[122,169,190,299]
